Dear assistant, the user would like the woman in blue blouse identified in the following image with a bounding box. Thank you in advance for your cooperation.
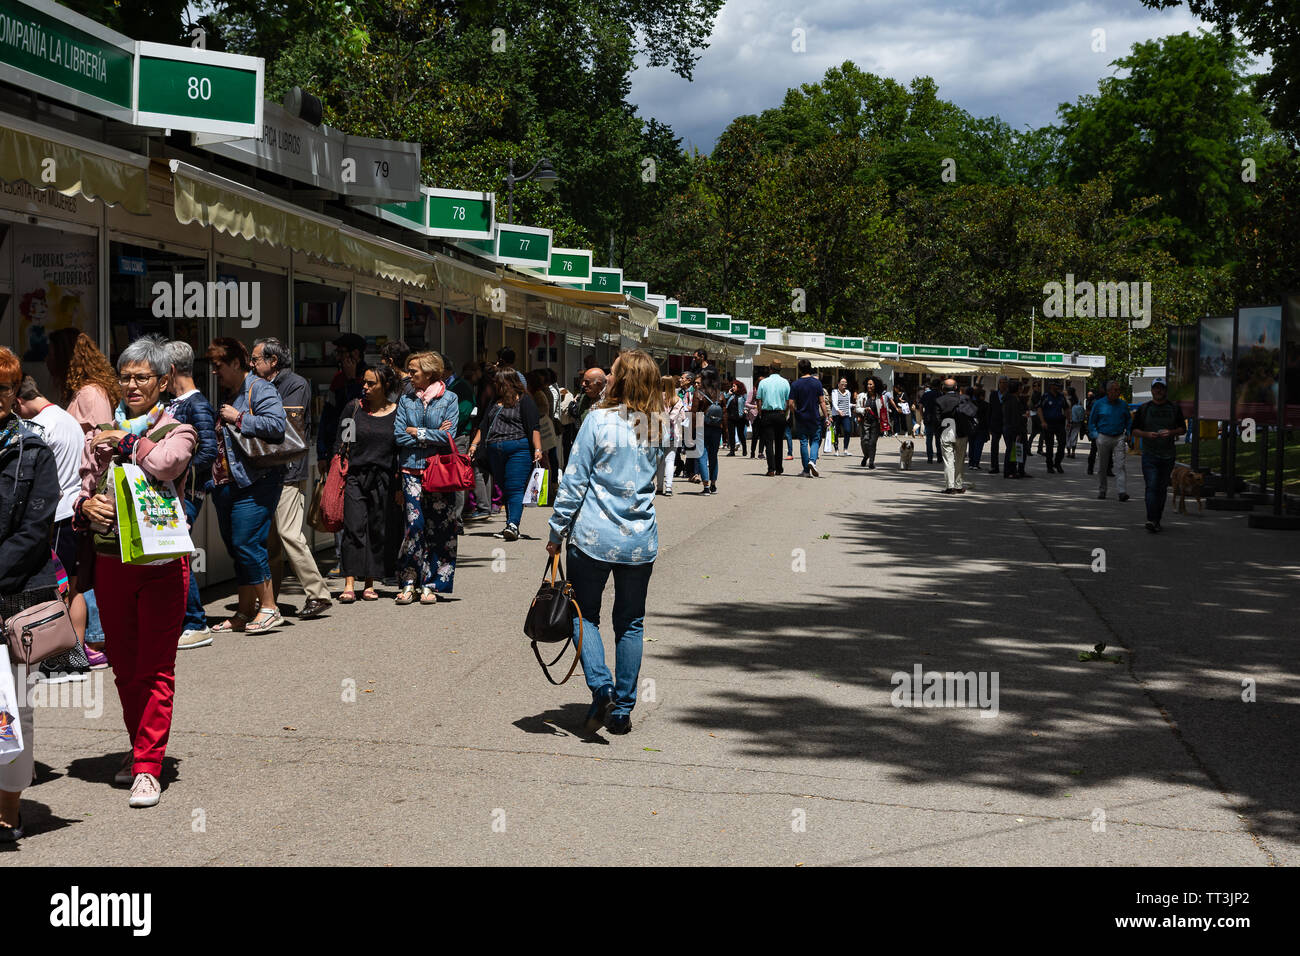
[393,351,460,605]
[547,350,663,736]
[206,337,287,633]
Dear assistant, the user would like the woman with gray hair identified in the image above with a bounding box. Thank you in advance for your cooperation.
[73,334,197,808]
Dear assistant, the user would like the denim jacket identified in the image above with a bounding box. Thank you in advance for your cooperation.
[548,408,662,565]
[219,373,287,489]
[394,389,459,471]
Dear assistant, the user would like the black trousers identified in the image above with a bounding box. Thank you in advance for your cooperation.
[1003,429,1026,476]
[342,465,391,580]
[1042,422,1066,468]
[988,426,1002,471]
[383,469,402,578]
[760,410,787,473]
[859,418,880,465]
[729,417,748,454]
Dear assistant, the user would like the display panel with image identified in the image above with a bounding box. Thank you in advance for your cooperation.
[1166,325,1196,417]
[1197,315,1235,420]
[1234,305,1282,426]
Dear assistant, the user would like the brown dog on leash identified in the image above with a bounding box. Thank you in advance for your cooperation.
[1170,463,1204,514]
[898,438,914,470]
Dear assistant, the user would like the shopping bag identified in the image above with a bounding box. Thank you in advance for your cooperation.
[0,659,22,764]
[522,466,545,507]
[535,469,552,507]
[320,455,347,532]
[114,464,194,565]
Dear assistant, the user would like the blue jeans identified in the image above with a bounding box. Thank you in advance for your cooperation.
[784,423,793,456]
[84,588,104,643]
[182,495,207,630]
[1142,454,1175,523]
[568,545,655,718]
[697,426,723,484]
[797,422,823,471]
[487,438,533,528]
[212,473,280,586]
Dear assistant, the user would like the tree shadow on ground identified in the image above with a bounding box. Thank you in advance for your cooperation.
[655,455,1298,852]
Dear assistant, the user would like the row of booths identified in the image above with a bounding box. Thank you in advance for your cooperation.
[0,1,1103,584]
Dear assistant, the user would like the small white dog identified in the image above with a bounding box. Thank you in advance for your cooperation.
[898,438,915,470]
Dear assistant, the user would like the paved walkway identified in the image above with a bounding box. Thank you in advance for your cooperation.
[8,438,1294,865]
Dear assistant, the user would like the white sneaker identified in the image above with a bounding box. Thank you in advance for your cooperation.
[178,627,213,649]
[128,772,161,808]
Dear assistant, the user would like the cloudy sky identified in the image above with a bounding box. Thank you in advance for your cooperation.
[628,0,1213,153]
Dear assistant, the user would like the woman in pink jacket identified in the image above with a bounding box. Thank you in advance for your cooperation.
[74,335,196,809]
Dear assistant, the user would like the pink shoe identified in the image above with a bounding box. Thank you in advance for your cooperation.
[85,647,109,670]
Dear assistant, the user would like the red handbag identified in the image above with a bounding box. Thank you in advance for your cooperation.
[421,452,475,493]
[320,454,347,531]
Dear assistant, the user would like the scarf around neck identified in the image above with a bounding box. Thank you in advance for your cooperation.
[114,402,165,436]
[418,380,446,406]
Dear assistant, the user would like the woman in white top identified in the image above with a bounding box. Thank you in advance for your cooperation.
[831,378,854,456]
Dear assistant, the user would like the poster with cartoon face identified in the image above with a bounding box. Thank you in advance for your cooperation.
[14,225,97,363]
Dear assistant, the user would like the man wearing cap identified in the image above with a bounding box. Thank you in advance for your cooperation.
[317,332,369,466]
[1131,379,1186,532]
[1038,380,1069,473]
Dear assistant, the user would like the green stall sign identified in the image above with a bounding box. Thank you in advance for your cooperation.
[622,281,648,301]
[706,313,730,332]
[134,42,262,138]
[748,326,766,342]
[587,269,621,293]
[495,225,550,266]
[679,308,707,327]
[426,188,493,240]
[548,248,592,282]
[0,0,134,119]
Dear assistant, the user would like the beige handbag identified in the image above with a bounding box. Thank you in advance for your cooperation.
[4,599,79,667]
[230,386,306,467]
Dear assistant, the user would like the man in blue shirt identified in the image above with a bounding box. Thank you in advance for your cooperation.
[788,359,829,477]
[1038,380,1069,474]
[756,360,791,476]
[1087,379,1132,501]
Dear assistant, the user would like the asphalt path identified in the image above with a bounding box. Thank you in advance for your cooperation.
[8,436,1293,866]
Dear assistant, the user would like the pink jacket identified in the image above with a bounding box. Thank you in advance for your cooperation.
[77,410,198,510]
[67,383,115,434]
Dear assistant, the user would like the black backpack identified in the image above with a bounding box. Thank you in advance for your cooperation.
[704,392,725,426]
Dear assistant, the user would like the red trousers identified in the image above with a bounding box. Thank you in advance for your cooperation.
[95,555,187,778]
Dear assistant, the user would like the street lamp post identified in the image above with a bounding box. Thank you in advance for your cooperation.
[505,157,559,224]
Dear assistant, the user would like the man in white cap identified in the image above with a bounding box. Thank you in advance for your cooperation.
[1130,378,1186,532]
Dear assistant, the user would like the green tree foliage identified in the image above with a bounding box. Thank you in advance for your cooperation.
[1141,0,1300,146]
[1053,30,1286,267]
[186,0,718,251]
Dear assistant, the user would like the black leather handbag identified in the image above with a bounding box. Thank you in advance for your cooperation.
[524,552,584,685]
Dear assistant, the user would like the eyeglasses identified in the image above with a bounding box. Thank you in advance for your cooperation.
[118,373,159,386]
[0,383,14,396]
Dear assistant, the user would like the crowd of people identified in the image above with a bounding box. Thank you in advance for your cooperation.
[0,328,1186,835]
